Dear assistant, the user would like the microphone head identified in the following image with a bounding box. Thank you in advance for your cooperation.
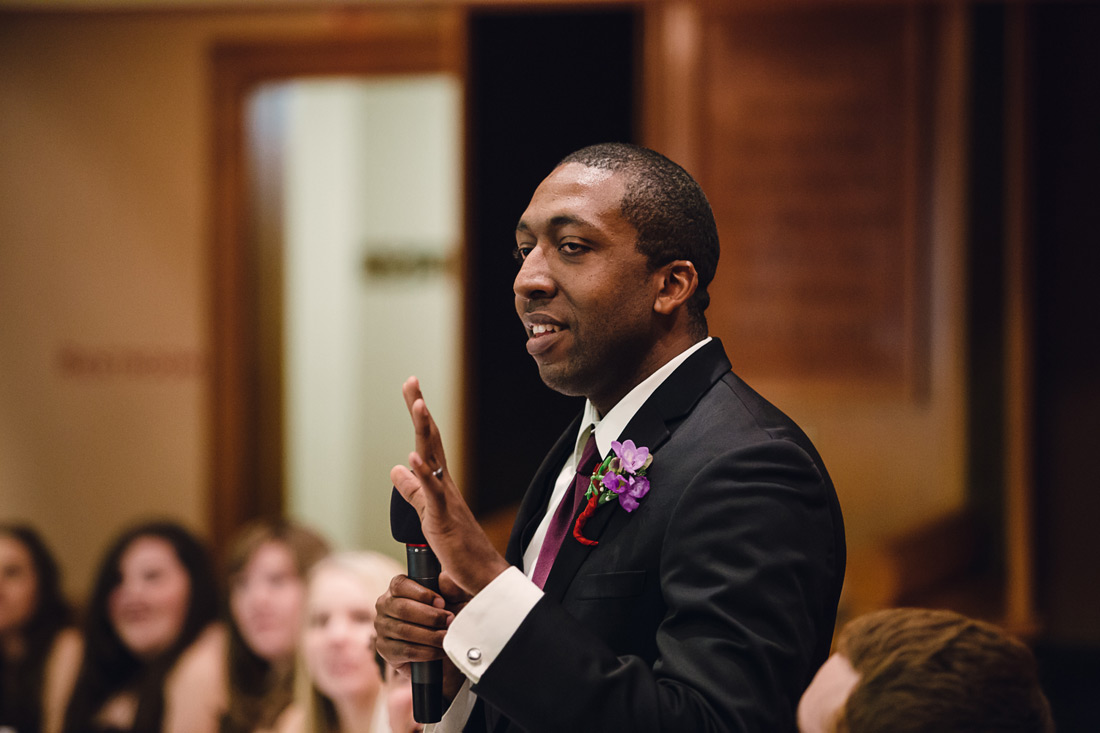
[390,487,427,544]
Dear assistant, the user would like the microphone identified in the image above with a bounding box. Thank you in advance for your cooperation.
[390,487,443,723]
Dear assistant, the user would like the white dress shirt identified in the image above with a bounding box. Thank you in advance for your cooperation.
[428,338,711,732]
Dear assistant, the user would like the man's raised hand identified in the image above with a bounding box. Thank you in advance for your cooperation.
[390,377,511,596]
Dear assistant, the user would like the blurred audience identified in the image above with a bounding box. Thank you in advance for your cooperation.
[221,519,330,733]
[5,517,402,733]
[280,552,401,733]
[60,520,222,733]
[798,607,1054,733]
[0,524,82,733]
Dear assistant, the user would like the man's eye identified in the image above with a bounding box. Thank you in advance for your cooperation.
[513,245,532,263]
[560,241,586,255]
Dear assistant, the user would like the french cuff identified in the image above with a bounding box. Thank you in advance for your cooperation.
[442,566,543,684]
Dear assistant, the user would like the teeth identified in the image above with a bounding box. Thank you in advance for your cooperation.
[531,324,561,335]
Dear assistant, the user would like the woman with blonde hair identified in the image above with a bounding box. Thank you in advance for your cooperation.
[280,552,401,733]
[221,519,330,733]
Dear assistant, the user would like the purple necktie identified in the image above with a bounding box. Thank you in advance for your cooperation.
[531,431,601,589]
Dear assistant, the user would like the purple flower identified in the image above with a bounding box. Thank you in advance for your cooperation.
[602,472,627,494]
[611,440,650,474]
[618,476,650,513]
[575,439,653,545]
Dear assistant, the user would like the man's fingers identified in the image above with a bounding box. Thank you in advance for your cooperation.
[377,606,449,648]
[376,635,447,665]
[410,398,448,472]
[401,377,447,471]
[409,452,446,494]
[403,378,444,470]
[393,457,450,524]
[401,375,423,413]
[386,574,447,608]
[392,377,511,596]
[374,576,454,668]
[391,464,426,510]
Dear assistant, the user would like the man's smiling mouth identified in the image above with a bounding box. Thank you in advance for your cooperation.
[524,319,567,356]
[530,323,562,336]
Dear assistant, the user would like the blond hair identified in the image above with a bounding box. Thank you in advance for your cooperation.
[294,551,402,733]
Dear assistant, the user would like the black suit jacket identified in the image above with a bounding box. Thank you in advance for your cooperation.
[464,339,845,732]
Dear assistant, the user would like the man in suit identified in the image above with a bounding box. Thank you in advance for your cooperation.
[376,143,845,732]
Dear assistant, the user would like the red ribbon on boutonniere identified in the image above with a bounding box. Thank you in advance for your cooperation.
[572,439,653,546]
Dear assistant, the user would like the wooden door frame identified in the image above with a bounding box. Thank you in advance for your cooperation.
[207,8,467,562]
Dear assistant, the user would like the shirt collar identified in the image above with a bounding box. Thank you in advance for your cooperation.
[576,337,712,461]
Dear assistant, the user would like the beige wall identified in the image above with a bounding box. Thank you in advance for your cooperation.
[0,9,356,600]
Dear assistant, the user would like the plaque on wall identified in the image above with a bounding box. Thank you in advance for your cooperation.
[700,5,933,397]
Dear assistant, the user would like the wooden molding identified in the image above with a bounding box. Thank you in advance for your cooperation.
[1002,3,1039,638]
[207,7,466,562]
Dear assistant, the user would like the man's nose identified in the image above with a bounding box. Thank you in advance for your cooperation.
[514,245,555,301]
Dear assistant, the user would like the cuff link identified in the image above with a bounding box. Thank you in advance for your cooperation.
[466,648,483,664]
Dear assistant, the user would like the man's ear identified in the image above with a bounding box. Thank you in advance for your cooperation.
[653,260,699,315]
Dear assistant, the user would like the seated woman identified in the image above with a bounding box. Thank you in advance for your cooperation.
[0,524,82,733]
[279,552,401,733]
[797,607,1054,733]
[221,519,330,733]
[61,520,221,733]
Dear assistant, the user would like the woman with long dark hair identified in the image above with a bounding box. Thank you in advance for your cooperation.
[0,524,82,733]
[61,520,221,733]
[220,519,329,733]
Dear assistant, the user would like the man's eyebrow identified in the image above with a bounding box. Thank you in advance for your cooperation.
[515,214,593,234]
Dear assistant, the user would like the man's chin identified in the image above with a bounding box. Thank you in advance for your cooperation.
[534,362,587,398]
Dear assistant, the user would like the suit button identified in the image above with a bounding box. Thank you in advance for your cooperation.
[467,648,483,664]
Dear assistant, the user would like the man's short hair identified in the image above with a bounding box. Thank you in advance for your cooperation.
[558,143,720,336]
[834,608,1054,733]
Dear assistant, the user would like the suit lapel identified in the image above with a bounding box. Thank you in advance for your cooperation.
[541,406,670,600]
[540,339,733,601]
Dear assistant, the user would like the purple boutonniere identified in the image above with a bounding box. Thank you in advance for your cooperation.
[572,439,653,546]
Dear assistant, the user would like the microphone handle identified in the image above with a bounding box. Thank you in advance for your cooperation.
[406,544,444,723]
